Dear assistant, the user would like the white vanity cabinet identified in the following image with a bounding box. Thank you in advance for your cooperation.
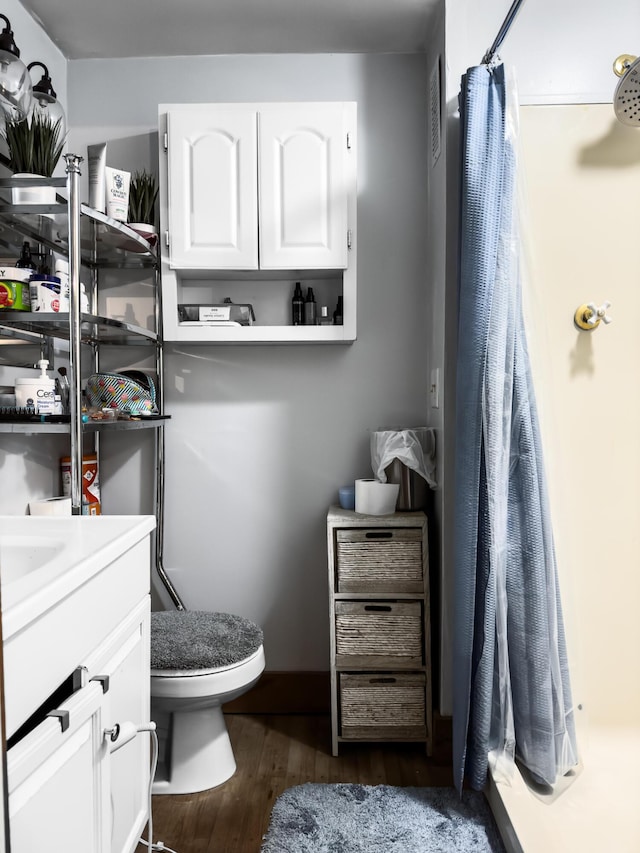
[1,516,155,853]
[158,101,357,343]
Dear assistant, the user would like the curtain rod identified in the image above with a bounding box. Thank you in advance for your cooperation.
[481,0,527,65]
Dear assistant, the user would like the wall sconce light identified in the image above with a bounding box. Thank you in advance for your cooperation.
[0,14,32,123]
[27,62,65,134]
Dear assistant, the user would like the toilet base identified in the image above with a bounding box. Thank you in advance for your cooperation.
[152,704,236,795]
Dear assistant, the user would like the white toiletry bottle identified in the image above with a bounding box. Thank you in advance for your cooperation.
[54,259,70,311]
[54,259,89,312]
[14,359,57,413]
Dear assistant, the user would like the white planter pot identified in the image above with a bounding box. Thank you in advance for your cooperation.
[11,174,56,205]
[128,223,158,246]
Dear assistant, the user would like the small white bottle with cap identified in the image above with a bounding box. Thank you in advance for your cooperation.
[54,259,90,313]
[53,259,70,311]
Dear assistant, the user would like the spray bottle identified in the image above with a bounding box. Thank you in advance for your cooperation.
[291,282,304,326]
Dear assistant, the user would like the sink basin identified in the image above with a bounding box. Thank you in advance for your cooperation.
[0,515,156,634]
[0,535,66,585]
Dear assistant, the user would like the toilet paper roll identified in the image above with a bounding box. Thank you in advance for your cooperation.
[355,479,399,516]
[29,497,72,517]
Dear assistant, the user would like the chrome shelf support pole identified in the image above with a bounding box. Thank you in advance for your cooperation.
[65,153,84,515]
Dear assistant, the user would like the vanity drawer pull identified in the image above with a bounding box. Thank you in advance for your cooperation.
[46,709,70,733]
[90,675,110,694]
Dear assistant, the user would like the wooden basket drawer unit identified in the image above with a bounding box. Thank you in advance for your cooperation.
[334,600,423,668]
[339,672,427,741]
[335,527,424,593]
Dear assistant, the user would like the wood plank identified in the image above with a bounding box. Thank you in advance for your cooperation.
[136,713,453,853]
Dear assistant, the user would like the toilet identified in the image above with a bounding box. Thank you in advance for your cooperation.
[150,609,265,795]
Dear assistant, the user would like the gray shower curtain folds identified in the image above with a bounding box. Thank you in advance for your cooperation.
[452,63,578,794]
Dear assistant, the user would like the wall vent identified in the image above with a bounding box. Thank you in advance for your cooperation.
[429,57,442,166]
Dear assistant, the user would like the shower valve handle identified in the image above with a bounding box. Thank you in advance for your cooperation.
[574,301,612,331]
[587,301,612,325]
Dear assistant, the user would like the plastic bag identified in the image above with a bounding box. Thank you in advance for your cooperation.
[371,427,437,488]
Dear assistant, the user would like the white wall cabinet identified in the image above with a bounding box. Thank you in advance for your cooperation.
[159,101,357,343]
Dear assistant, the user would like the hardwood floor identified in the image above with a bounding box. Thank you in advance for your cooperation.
[137,713,453,853]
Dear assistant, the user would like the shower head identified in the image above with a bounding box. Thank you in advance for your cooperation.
[613,54,640,126]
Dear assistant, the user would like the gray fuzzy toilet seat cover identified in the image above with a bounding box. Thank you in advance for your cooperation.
[151,610,263,674]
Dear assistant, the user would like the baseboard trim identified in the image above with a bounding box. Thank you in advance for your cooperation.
[224,671,331,715]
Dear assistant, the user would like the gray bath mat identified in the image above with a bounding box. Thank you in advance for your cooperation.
[261,783,505,853]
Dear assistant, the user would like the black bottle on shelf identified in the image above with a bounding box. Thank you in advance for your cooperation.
[15,241,34,269]
[304,286,317,325]
[333,295,343,325]
[291,282,304,326]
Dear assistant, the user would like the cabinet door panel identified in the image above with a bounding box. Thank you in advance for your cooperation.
[259,106,348,269]
[85,598,150,853]
[7,682,109,853]
[168,109,258,269]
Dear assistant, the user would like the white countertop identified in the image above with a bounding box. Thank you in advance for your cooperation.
[0,515,156,639]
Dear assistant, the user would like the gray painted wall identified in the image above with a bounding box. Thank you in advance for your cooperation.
[67,53,432,671]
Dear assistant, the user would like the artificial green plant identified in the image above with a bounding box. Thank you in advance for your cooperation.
[128,170,159,228]
[2,113,66,177]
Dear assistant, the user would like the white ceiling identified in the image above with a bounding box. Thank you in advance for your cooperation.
[19,0,440,60]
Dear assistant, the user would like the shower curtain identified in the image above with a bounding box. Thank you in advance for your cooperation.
[452,63,578,793]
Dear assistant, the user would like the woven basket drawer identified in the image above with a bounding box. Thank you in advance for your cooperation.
[339,672,427,740]
[335,601,423,667]
[336,528,423,593]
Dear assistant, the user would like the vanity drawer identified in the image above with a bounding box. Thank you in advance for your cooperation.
[334,601,423,667]
[339,672,427,740]
[7,680,109,852]
[335,528,423,593]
